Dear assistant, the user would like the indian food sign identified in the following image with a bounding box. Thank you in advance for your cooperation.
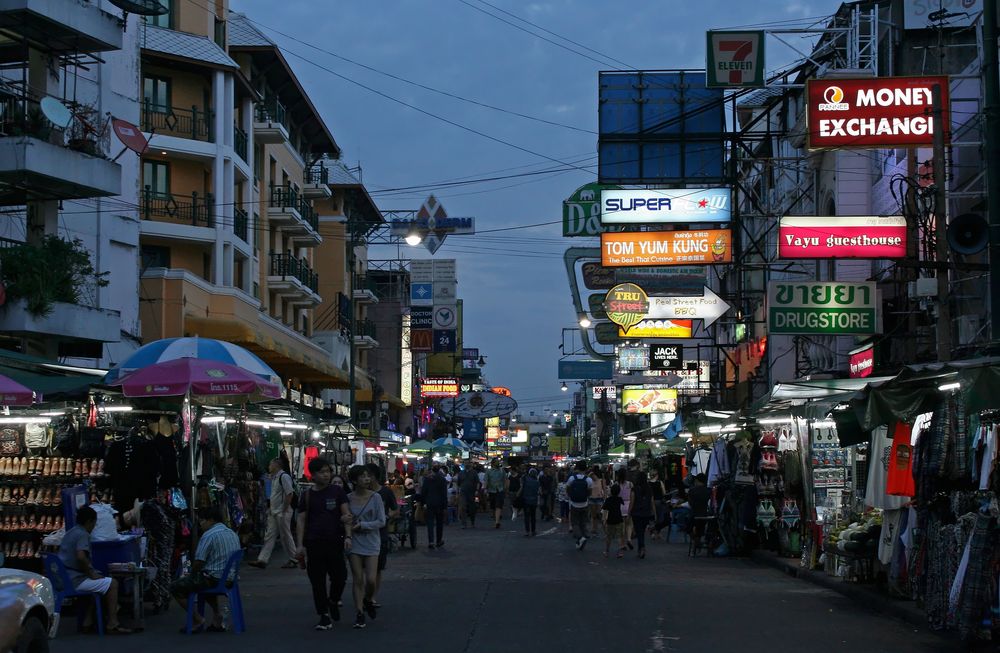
[767,282,877,335]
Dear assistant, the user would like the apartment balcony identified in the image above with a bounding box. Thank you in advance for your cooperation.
[352,276,378,304]
[141,103,213,143]
[0,298,120,345]
[141,188,214,228]
[268,251,320,306]
[352,318,378,349]
[0,0,122,54]
[253,100,289,145]
[302,166,332,199]
[267,185,321,246]
[233,206,249,243]
[233,124,248,162]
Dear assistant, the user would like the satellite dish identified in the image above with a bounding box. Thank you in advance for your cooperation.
[107,0,168,15]
[111,117,149,154]
[39,96,72,128]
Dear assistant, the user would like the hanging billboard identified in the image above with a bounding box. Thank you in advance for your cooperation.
[706,31,766,88]
[563,182,620,237]
[618,319,693,339]
[767,282,877,335]
[600,188,731,224]
[419,377,459,398]
[807,76,949,149]
[601,230,732,267]
[849,344,875,378]
[621,386,678,414]
[778,216,907,259]
[617,346,649,371]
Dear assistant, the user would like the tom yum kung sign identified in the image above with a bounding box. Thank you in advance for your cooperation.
[807,76,949,149]
[778,216,907,259]
[767,282,877,335]
[601,230,732,267]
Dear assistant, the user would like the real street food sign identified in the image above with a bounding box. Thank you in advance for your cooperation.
[778,216,907,259]
[767,282,877,335]
[807,76,949,149]
[600,188,731,224]
[601,230,732,267]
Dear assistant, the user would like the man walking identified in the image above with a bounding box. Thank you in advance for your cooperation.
[249,458,297,569]
[458,464,480,528]
[420,464,448,548]
[539,465,555,521]
[566,461,594,550]
[485,458,507,529]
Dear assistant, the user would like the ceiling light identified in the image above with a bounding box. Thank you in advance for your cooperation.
[937,382,961,392]
[758,416,793,425]
[99,405,133,412]
[812,420,837,429]
[699,425,722,434]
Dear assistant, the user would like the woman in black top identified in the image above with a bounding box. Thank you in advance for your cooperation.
[629,471,657,559]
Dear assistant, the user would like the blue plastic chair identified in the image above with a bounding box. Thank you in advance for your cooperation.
[43,554,104,636]
[184,550,245,634]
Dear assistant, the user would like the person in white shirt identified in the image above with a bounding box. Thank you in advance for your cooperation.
[565,461,594,550]
[249,458,298,569]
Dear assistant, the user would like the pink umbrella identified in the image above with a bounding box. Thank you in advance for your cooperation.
[0,374,34,406]
[113,358,281,404]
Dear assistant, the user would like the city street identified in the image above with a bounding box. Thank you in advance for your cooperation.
[53,522,954,653]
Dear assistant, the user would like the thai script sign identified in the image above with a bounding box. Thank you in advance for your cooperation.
[767,282,877,335]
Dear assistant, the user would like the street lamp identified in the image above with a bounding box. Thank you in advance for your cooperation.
[405,227,423,247]
[561,382,568,392]
[578,314,592,329]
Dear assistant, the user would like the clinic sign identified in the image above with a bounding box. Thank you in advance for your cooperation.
[600,188,731,224]
[778,216,907,259]
[768,282,877,335]
[601,230,732,267]
[807,76,949,149]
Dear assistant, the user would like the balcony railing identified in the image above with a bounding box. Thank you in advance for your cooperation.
[353,275,378,294]
[141,102,213,142]
[354,318,377,340]
[269,185,319,232]
[255,99,288,129]
[269,251,318,293]
[304,165,328,185]
[234,207,248,242]
[233,124,248,161]
[141,188,214,227]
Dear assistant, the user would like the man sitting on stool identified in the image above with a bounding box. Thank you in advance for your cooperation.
[171,505,241,633]
[57,505,132,634]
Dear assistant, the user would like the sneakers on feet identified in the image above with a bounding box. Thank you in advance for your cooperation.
[364,600,377,619]
[577,536,588,551]
[315,614,333,631]
[353,612,366,629]
[329,602,340,622]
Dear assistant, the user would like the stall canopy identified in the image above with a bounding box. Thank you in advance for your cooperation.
[0,349,102,400]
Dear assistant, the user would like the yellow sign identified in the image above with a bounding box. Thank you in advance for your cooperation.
[604,283,649,335]
[618,319,693,338]
[621,387,678,414]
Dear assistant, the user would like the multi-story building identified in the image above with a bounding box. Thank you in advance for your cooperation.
[137,5,353,397]
[0,0,140,364]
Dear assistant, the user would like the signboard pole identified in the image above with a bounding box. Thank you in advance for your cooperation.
[932,82,951,362]
[984,0,1000,344]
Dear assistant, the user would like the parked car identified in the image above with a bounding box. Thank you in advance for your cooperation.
[0,561,56,653]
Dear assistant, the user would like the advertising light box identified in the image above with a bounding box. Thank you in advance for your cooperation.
[849,344,875,378]
[618,319,693,339]
[419,377,459,398]
[768,282,877,336]
[778,216,907,259]
[617,346,649,371]
[621,386,678,414]
[592,385,617,400]
[601,230,732,267]
[600,188,731,224]
[807,76,949,149]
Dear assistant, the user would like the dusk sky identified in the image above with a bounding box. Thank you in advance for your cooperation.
[232,0,838,412]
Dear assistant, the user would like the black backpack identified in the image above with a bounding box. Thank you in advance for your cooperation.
[566,474,589,503]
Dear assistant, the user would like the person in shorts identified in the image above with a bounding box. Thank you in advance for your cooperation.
[170,505,240,632]
[484,459,507,529]
[602,483,626,558]
[57,506,132,634]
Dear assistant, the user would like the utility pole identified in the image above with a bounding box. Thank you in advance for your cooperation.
[932,82,952,362]
[983,0,1000,343]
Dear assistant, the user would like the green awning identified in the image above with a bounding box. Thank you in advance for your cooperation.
[0,350,101,400]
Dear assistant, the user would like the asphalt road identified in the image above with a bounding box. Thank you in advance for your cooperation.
[51,518,957,653]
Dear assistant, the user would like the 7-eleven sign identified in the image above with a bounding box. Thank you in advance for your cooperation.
[707,31,765,88]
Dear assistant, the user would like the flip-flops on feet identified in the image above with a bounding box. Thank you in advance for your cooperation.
[107,625,134,635]
[180,623,206,634]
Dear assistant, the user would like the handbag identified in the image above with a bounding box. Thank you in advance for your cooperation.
[413,503,425,524]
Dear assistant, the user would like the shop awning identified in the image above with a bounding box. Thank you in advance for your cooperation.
[186,318,350,387]
[355,387,407,408]
[769,377,895,401]
[0,350,101,400]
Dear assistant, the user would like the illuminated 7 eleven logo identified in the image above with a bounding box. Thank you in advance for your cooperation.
[708,31,764,88]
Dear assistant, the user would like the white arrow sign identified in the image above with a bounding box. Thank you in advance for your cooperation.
[646,286,731,327]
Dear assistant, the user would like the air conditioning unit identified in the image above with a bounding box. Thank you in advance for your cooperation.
[907,278,937,299]
[358,410,372,421]
[954,314,982,344]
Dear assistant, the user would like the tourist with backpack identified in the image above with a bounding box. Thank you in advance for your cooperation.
[566,461,593,550]
[249,458,298,569]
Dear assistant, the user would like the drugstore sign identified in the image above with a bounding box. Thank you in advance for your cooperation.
[778,216,907,259]
[807,76,949,149]
[767,282,877,335]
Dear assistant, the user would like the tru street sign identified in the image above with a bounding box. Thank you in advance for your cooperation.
[646,286,731,327]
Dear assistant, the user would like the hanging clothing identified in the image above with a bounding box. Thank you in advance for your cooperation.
[886,422,916,497]
[732,440,756,485]
[879,508,905,566]
[105,435,161,511]
[153,435,179,489]
[140,500,175,612]
[706,438,730,485]
[865,427,909,510]
[691,447,711,477]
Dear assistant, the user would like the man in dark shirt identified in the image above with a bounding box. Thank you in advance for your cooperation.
[420,464,448,549]
[296,457,352,631]
[539,466,555,521]
[687,474,712,549]
[367,463,399,607]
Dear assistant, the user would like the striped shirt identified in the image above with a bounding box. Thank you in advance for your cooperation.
[196,523,241,580]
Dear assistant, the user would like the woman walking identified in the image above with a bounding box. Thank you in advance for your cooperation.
[588,466,607,536]
[519,468,541,536]
[649,469,669,541]
[346,465,386,629]
[629,471,657,559]
[556,470,570,533]
[615,467,634,547]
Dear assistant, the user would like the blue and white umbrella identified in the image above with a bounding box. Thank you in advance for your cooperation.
[104,337,281,386]
[432,436,469,451]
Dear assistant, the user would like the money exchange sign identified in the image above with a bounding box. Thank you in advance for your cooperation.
[767,282,877,335]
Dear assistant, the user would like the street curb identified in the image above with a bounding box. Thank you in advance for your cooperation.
[748,550,942,634]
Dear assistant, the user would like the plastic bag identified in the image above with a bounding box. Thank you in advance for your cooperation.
[89,502,119,541]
